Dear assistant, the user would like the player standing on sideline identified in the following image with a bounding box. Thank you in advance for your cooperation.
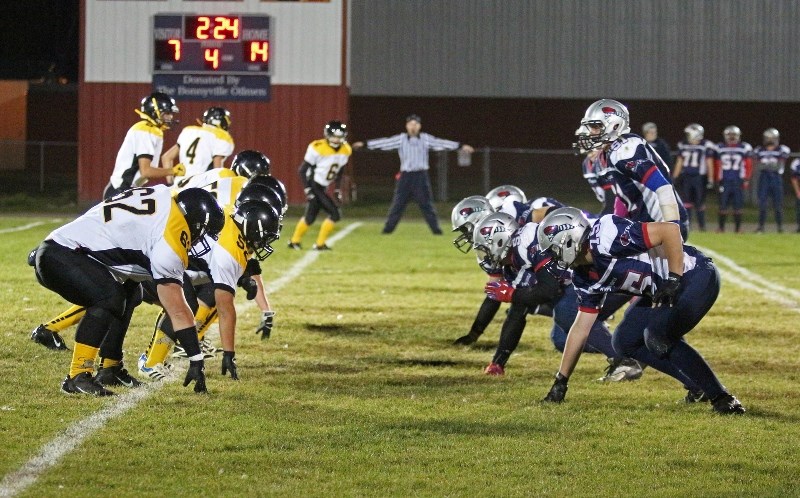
[32,186,224,395]
[352,114,474,235]
[537,207,745,414]
[790,157,800,232]
[288,121,352,251]
[161,107,235,178]
[573,100,688,238]
[642,122,672,167]
[753,128,790,233]
[672,124,716,232]
[712,126,752,233]
[104,93,186,199]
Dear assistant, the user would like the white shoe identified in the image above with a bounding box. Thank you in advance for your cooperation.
[598,357,644,382]
[138,353,174,381]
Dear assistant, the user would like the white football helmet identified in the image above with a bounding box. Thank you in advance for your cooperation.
[763,128,779,145]
[684,123,704,143]
[724,125,742,143]
[472,212,519,272]
[537,207,592,268]
[486,185,526,210]
[451,196,494,253]
[575,99,631,151]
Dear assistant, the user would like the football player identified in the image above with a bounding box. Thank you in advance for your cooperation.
[288,121,353,251]
[33,186,224,395]
[537,208,744,414]
[753,128,790,233]
[712,126,752,233]
[473,212,643,381]
[486,185,526,211]
[104,93,186,200]
[575,128,616,216]
[574,99,688,238]
[161,107,235,178]
[790,156,800,232]
[672,124,716,232]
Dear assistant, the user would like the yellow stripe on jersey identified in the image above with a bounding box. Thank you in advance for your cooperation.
[131,120,164,139]
[163,199,191,268]
[217,207,250,268]
[310,139,353,157]
[208,126,234,145]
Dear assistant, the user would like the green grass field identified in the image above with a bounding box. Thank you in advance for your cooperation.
[1,213,799,497]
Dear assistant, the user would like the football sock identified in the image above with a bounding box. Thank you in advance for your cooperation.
[697,210,706,230]
[145,329,175,368]
[70,343,100,378]
[470,297,502,338]
[491,303,527,366]
[291,219,310,244]
[316,219,336,246]
[45,305,86,332]
[733,214,742,232]
[718,214,726,231]
[196,308,218,342]
[194,304,214,341]
[665,341,725,400]
[99,357,120,369]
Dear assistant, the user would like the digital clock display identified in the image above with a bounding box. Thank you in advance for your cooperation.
[153,14,272,74]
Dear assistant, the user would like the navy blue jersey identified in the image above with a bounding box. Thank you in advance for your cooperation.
[713,142,752,182]
[791,158,800,180]
[677,140,715,176]
[582,153,616,203]
[572,215,708,313]
[605,133,688,226]
[753,144,790,176]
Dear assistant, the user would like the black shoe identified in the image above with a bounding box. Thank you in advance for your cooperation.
[452,333,479,346]
[711,393,745,414]
[684,389,710,403]
[61,372,115,396]
[287,242,302,250]
[95,364,143,388]
[313,243,332,251]
[30,325,69,351]
[598,357,644,382]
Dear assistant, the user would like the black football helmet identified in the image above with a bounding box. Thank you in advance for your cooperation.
[324,121,348,148]
[236,184,286,216]
[231,150,271,178]
[138,92,179,129]
[245,175,287,210]
[202,107,231,130]
[175,188,225,248]
[232,201,282,261]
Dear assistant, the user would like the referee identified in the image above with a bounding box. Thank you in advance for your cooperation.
[353,114,474,234]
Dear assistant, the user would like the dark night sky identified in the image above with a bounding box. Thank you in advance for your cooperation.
[0,0,79,81]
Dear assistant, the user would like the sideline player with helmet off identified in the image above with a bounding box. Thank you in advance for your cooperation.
[104,93,186,200]
[537,208,744,414]
[33,186,224,395]
[753,128,790,233]
[712,126,752,233]
[672,124,716,232]
[161,106,235,178]
[574,99,688,238]
[288,121,352,250]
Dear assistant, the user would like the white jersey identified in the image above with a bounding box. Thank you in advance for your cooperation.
[173,168,238,192]
[109,120,165,190]
[303,139,353,187]
[176,124,235,177]
[47,185,190,283]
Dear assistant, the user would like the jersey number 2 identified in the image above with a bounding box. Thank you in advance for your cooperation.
[103,188,156,222]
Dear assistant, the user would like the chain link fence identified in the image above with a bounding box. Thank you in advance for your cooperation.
[0,140,78,196]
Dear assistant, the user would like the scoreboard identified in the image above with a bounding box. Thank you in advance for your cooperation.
[153,14,272,75]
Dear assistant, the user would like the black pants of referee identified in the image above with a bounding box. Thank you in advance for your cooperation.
[383,170,442,234]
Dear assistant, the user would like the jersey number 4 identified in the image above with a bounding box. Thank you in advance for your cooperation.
[185,137,200,165]
[103,188,156,222]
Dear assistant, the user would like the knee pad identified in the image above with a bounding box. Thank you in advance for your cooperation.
[27,247,37,267]
[644,327,674,359]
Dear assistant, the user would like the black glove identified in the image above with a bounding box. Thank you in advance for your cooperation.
[244,258,262,276]
[257,311,275,340]
[221,351,239,380]
[304,186,315,201]
[237,276,258,300]
[543,373,569,403]
[653,272,682,307]
[183,360,207,393]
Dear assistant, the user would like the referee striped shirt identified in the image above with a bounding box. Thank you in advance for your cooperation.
[366,133,460,172]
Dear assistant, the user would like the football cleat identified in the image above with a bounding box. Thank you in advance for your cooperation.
[684,389,710,403]
[287,242,302,250]
[95,364,143,388]
[172,341,216,359]
[598,357,644,382]
[30,324,69,351]
[137,353,173,381]
[484,363,505,376]
[61,372,115,396]
[313,243,332,251]
[711,393,746,415]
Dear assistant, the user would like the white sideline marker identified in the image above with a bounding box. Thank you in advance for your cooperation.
[0,219,63,235]
[0,222,362,498]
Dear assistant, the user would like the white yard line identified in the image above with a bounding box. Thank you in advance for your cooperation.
[696,244,800,311]
[0,222,362,498]
[0,219,63,235]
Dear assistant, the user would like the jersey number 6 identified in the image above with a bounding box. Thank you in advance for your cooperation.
[103,188,157,222]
